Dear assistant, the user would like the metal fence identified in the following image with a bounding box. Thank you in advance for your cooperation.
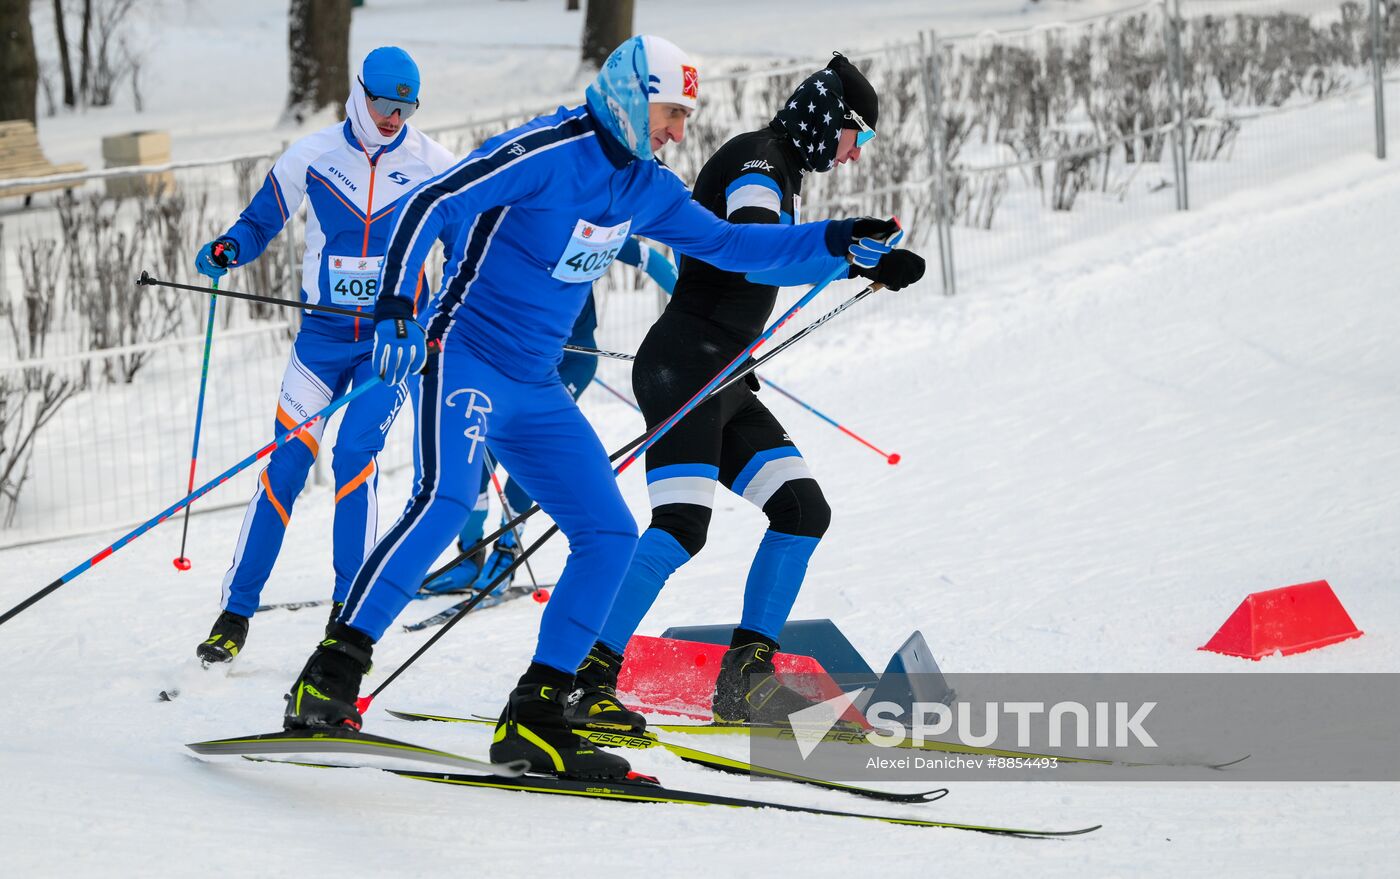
[1,0,1395,546]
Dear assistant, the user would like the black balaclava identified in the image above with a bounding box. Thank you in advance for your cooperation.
[827,52,878,130]
[772,68,847,173]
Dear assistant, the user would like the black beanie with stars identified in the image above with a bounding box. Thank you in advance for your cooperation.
[827,52,878,130]
[771,68,847,173]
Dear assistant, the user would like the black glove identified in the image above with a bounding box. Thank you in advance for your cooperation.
[855,249,925,291]
[851,217,901,243]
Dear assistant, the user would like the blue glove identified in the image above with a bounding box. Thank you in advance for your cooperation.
[848,217,904,269]
[194,238,238,280]
[373,296,427,385]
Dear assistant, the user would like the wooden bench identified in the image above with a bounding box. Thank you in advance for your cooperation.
[0,120,86,206]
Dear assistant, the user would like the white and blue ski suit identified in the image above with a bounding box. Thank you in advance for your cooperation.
[217,117,454,617]
[339,100,858,676]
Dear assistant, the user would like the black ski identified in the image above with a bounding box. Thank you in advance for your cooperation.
[385,709,947,804]
[242,757,1100,837]
[185,727,526,775]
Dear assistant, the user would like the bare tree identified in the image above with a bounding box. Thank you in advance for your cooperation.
[78,0,91,99]
[285,0,353,125]
[0,0,40,123]
[52,0,76,107]
[581,0,634,70]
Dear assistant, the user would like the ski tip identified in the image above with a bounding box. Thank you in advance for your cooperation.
[157,688,180,702]
[1211,754,1252,770]
[917,788,950,802]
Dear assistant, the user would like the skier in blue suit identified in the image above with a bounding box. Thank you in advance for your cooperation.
[282,35,919,779]
[420,237,677,596]
[192,48,455,664]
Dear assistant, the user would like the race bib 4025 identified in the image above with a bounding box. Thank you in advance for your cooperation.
[551,218,632,284]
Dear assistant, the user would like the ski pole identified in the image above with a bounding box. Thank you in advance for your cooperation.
[759,376,900,465]
[416,262,850,586]
[0,380,381,628]
[593,376,641,413]
[173,279,220,571]
[360,274,875,710]
[615,262,852,473]
[137,272,630,361]
[482,451,540,591]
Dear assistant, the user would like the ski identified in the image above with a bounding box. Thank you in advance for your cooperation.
[401,583,550,629]
[411,711,1243,770]
[242,757,1100,837]
[642,719,1249,770]
[254,598,335,613]
[185,727,527,775]
[385,709,948,804]
[257,583,551,615]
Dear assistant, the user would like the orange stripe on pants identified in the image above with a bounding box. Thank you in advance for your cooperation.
[260,471,291,527]
[334,461,376,504]
[277,405,320,457]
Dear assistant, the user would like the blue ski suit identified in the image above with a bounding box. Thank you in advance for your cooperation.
[455,238,672,547]
[217,120,455,616]
[339,102,855,677]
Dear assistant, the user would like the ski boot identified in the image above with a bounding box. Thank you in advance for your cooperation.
[419,543,487,594]
[473,529,521,591]
[196,610,249,664]
[283,623,373,731]
[712,629,823,725]
[564,642,647,735]
[490,663,632,779]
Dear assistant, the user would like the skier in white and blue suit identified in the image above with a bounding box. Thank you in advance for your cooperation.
[192,47,455,666]
[282,35,919,779]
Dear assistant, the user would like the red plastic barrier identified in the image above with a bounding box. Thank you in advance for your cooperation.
[1199,579,1363,660]
[618,634,863,723]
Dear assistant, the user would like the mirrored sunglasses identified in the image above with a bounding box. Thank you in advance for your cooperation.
[360,77,419,119]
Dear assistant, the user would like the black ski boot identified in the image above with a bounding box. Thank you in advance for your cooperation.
[196,610,249,664]
[283,624,373,731]
[490,663,632,778]
[564,642,647,735]
[712,629,822,725]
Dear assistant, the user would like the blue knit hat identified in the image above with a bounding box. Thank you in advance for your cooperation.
[362,46,420,102]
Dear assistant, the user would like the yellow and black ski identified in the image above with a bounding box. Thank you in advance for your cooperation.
[243,756,1101,838]
[384,709,946,804]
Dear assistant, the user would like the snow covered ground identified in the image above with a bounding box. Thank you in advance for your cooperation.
[3,0,1398,876]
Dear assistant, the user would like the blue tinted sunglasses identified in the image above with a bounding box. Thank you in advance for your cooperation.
[846,109,877,147]
[359,77,419,119]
